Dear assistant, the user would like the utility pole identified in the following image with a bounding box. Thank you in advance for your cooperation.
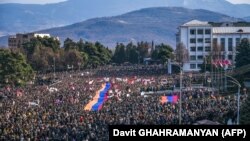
[237,85,240,125]
[173,63,183,125]
[204,56,207,86]
[226,74,241,125]
[137,51,140,76]
[179,67,182,125]
[53,57,55,81]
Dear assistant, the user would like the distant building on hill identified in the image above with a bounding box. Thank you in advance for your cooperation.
[176,20,250,72]
[8,33,58,48]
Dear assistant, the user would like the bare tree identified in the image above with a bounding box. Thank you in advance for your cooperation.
[211,42,222,61]
[174,42,189,125]
[175,42,189,65]
[210,42,224,91]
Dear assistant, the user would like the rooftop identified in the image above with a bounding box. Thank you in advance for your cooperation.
[182,20,211,27]
[182,20,250,28]
[213,27,250,34]
[209,21,250,27]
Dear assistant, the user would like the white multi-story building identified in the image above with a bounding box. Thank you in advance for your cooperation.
[8,33,52,48]
[177,20,250,72]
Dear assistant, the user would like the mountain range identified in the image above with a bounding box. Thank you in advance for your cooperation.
[0,0,250,37]
[0,7,239,48]
[244,16,250,22]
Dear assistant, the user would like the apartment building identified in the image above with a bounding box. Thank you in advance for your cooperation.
[8,33,51,48]
[176,20,250,72]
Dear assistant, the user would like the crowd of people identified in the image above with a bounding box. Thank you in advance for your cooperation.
[0,65,248,140]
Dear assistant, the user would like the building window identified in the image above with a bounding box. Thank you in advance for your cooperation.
[190,55,196,60]
[197,64,202,69]
[221,38,225,51]
[205,46,211,52]
[190,29,196,35]
[190,64,196,69]
[190,47,196,52]
[197,55,203,60]
[205,38,211,43]
[228,55,233,60]
[197,46,203,51]
[197,29,204,35]
[190,38,196,43]
[205,29,211,34]
[228,38,233,51]
[236,38,240,47]
[197,38,203,43]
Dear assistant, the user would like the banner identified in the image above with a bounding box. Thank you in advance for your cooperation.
[160,95,178,104]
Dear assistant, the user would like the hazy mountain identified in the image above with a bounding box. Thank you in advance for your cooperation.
[244,16,250,22]
[0,0,249,37]
[0,7,239,48]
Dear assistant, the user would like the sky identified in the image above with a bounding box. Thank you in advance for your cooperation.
[227,0,250,4]
[0,0,66,4]
[0,0,250,4]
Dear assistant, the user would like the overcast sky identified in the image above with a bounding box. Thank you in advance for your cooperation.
[0,0,249,4]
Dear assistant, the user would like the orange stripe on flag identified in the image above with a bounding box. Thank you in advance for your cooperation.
[84,84,106,111]
[160,96,168,104]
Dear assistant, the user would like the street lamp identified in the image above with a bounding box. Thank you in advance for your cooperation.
[78,62,81,72]
[172,63,183,125]
[243,88,247,95]
[207,77,213,94]
[207,77,211,87]
[225,74,241,125]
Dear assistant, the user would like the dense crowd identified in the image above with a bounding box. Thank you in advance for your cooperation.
[0,66,248,140]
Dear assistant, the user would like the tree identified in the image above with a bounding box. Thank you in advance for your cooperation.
[37,36,60,52]
[21,36,61,71]
[126,42,139,64]
[200,56,212,72]
[240,92,250,124]
[175,43,189,65]
[112,43,126,64]
[80,51,88,67]
[81,41,111,67]
[31,46,55,71]
[236,39,250,68]
[23,36,60,55]
[151,43,174,64]
[95,42,112,65]
[151,49,159,61]
[0,49,34,86]
[64,38,77,51]
[64,49,83,68]
[137,41,150,62]
[22,38,42,61]
[211,42,222,64]
[77,38,85,51]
